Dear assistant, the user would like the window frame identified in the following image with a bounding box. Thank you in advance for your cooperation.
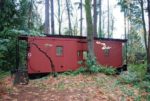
[56,46,64,56]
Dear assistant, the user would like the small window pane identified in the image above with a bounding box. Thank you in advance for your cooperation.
[56,46,63,56]
[83,51,88,60]
[77,51,81,56]
[103,49,110,56]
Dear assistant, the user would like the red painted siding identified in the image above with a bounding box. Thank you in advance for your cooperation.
[26,36,125,74]
[95,40,123,67]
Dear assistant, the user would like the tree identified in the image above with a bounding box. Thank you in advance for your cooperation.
[118,0,150,68]
[27,0,42,30]
[66,0,72,35]
[137,0,150,73]
[98,0,102,38]
[80,0,83,36]
[102,11,106,37]
[28,0,33,29]
[147,0,150,73]
[117,0,139,64]
[51,0,55,35]
[127,28,145,63]
[85,0,95,59]
[0,0,42,71]
[74,0,83,36]
[107,0,110,38]
[57,0,61,35]
[110,13,115,36]
[44,0,50,34]
[58,0,61,35]
[55,0,66,35]
[93,0,98,37]
[139,0,147,50]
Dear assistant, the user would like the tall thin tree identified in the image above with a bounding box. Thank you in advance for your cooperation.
[99,0,102,38]
[107,0,110,38]
[124,9,128,64]
[147,0,150,73]
[51,0,55,35]
[80,0,83,36]
[58,0,61,35]
[138,0,150,73]
[44,0,50,35]
[93,0,97,37]
[110,13,114,36]
[85,0,95,58]
[124,10,127,39]
[66,0,72,35]
[28,0,33,29]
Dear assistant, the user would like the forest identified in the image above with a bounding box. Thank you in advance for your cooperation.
[0,0,150,100]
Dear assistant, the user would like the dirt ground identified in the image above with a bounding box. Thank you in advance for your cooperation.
[0,73,146,101]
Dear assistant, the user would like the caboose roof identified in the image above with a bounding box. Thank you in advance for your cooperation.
[19,35,127,42]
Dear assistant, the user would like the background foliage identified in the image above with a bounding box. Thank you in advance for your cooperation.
[0,0,42,71]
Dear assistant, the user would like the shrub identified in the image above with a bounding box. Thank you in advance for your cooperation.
[78,56,101,73]
[77,56,116,75]
[61,70,73,76]
[86,56,98,72]
[61,67,86,76]
[119,71,139,84]
[98,66,116,75]
[73,67,86,75]
[89,65,100,73]
[139,81,150,92]
[118,63,147,84]
[128,63,147,79]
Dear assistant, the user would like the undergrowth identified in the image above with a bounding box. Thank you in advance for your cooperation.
[0,70,9,80]
[118,63,147,84]
[62,57,116,76]
[118,63,150,100]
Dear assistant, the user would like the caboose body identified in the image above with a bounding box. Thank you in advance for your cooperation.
[19,35,126,74]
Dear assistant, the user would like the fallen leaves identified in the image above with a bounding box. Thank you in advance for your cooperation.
[0,73,149,101]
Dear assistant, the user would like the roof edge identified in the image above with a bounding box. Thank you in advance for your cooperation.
[19,35,127,42]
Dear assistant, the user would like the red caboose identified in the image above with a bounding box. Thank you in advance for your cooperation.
[19,35,126,74]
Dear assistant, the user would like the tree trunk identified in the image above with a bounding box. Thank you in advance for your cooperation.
[107,0,110,38]
[80,0,83,36]
[51,0,55,35]
[85,0,95,58]
[124,9,128,64]
[93,0,97,37]
[111,14,114,37]
[102,11,105,37]
[66,0,72,35]
[57,0,61,35]
[28,0,33,29]
[139,0,150,73]
[0,0,4,10]
[44,0,50,35]
[124,11,127,39]
[99,0,102,38]
[147,0,150,73]
[140,0,148,52]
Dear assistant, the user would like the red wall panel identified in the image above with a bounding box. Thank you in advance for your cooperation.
[26,36,125,74]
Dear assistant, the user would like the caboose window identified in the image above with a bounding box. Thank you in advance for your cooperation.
[77,51,81,56]
[83,51,88,60]
[56,46,63,56]
[103,48,110,56]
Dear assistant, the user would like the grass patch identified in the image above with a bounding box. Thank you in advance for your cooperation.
[61,66,116,77]
[128,63,147,79]
[55,81,65,90]
[117,63,150,100]
[0,70,9,80]
[118,63,147,84]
